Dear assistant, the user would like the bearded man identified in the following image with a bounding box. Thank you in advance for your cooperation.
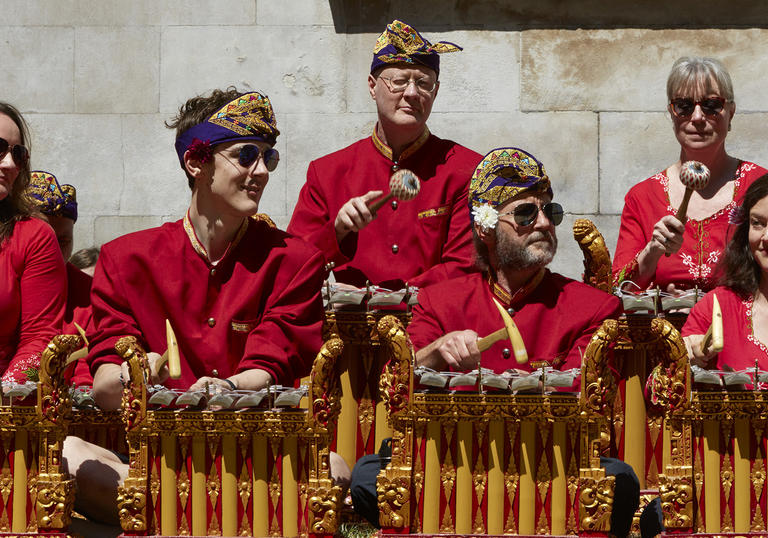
[408,147,622,373]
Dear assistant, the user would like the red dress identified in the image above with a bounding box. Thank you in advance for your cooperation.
[87,215,325,390]
[407,270,623,373]
[287,128,482,289]
[682,286,768,371]
[613,161,767,291]
[0,217,66,381]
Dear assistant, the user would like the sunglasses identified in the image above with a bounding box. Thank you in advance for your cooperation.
[499,202,564,227]
[0,137,29,167]
[237,144,279,172]
[669,97,727,118]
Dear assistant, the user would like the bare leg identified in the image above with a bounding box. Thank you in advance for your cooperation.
[329,450,351,495]
[62,435,129,525]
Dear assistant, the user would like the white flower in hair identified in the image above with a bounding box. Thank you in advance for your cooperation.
[472,203,499,232]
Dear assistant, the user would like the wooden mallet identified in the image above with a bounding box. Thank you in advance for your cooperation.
[155,319,182,379]
[368,169,421,212]
[676,160,711,223]
[699,295,724,356]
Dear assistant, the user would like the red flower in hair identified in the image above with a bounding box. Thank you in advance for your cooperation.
[188,138,213,164]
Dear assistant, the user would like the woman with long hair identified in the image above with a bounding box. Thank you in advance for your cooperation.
[0,102,66,381]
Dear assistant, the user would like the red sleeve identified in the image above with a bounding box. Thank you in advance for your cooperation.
[407,288,446,352]
[287,160,351,268]
[681,290,715,337]
[612,187,652,286]
[4,222,67,382]
[561,293,623,371]
[87,244,145,375]
[238,249,325,386]
[408,184,474,288]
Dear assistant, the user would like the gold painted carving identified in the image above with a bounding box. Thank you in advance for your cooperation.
[378,316,412,418]
[310,337,344,432]
[573,218,613,293]
[579,475,615,532]
[307,481,342,535]
[35,475,75,529]
[659,474,693,529]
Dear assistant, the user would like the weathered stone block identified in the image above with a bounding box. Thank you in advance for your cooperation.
[429,110,599,213]
[71,215,95,255]
[2,26,74,113]
[120,115,187,217]
[282,112,377,212]
[93,216,163,246]
[521,28,768,112]
[160,27,347,114]
[256,0,334,26]
[75,27,160,113]
[598,112,676,215]
[25,114,123,215]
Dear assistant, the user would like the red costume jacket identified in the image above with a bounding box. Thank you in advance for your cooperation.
[682,286,768,371]
[613,161,767,291]
[64,262,93,386]
[0,217,66,381]
[87,216,325,390]
[407,270,622,374]
[287,128,482,289]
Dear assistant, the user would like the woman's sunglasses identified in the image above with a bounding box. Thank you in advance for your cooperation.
[499,202,564,227]
[238,144,279,172]
[0,137,29,167]
[669,97,727,118]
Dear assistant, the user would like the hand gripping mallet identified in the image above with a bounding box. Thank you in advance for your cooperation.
[368,169,421,212]
[676,161,711,222]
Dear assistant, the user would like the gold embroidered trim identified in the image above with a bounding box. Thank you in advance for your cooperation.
[183,210,248,264]
[487,268,545,306]
[417,205,450,219]
[231,321,255,333]
[371,125,430,161]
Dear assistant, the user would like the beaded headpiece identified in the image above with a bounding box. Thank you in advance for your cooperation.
[25,171,78,221]
[469,147,552,221]
[174,91,279,169]
[371,20,462,76]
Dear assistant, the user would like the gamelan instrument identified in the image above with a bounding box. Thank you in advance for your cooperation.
[368,169,421,213]
[698,294,724,355]
[676,160,711,222]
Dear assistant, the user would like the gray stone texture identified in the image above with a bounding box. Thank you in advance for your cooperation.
[4,0,768,282]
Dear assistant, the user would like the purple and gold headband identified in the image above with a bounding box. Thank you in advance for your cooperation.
[174,91,279,169]
[371,20,462,76]
[469,147,552,219]
[25,171,78,222]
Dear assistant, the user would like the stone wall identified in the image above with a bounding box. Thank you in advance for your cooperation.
[5,0,768,280]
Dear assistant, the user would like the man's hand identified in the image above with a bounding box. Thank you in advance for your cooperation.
[136,351,170,386]
[188,368,273,393]
[334,190,384,242]
[415,330,480,371]
[684,334,718,368]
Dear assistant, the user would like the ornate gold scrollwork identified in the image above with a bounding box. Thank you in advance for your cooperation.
[115,337,148,431]
[377,471,411,530]
[307,481,342,535]
[38,334,81,426]
[35,475,75,530]
[579,475,615,532]
[116,478,147,532]
[659,474,693,528]
[310,337,344,431]
[648,317,690,413]
[378,316,412,418]
[580,319,619,418]
[573,219,613,293]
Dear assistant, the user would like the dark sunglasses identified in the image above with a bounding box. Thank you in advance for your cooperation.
[499,202,564,227]
[0,137,29,167]
[238,144,279,172]
[669,96,727,118]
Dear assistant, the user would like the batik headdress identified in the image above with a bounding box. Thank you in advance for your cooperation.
[174,91,280,169]
[25,171,78,221]
[469,147,552,227]
[371,20,462,76]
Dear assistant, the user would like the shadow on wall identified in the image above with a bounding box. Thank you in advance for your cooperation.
[329,0,768,31]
